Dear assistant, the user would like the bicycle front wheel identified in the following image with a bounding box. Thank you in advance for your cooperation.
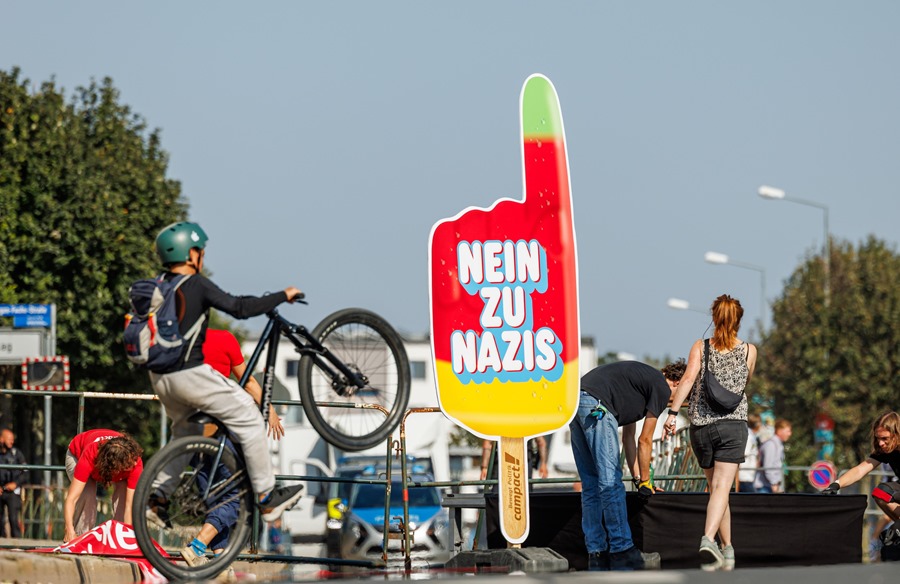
[298,308,411,451]
[133,436,254,581]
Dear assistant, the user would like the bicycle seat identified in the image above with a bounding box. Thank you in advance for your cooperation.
[188,411,222,426]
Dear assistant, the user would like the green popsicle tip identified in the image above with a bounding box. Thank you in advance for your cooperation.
[521,74,563,139]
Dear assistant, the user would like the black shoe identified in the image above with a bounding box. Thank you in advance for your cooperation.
[146,494,172,529]
[258,484,304,522]
[588,551,610,571]
[610,546,657,571]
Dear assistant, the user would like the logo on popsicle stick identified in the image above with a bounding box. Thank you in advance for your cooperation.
[428,74,579,544]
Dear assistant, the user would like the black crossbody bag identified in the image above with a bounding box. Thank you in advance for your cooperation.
[702,339,745,414]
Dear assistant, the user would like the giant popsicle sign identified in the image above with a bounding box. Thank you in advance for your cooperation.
[428,74,579,543]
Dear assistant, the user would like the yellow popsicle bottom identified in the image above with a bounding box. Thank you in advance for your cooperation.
[435,358,580,438]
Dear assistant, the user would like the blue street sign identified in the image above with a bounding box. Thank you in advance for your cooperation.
[14,314,52,328]
[0,304,52,328]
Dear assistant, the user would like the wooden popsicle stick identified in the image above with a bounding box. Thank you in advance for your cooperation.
[498,436,529,543]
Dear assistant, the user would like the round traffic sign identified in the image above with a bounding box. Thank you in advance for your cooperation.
[808,460,837,489]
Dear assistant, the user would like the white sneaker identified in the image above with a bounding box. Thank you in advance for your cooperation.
[181,545,210,567]
[721,544,735,571]
[699,536,724,571]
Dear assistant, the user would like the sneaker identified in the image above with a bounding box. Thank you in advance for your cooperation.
[699,536,724,571]
[146,494,172,529]
[181,545,210,567]
[610,546,656,571]
[641,551,661,570]
[721,544,735,571]
[258,484,304,522]
[588,550,610,571]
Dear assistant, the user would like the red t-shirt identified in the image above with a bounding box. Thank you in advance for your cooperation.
[203,329,244,377]
[68,429,143,488]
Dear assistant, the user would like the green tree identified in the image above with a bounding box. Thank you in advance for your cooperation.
[754,236,900,486]
[0,67,187,464]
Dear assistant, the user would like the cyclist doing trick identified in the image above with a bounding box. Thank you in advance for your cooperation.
[145,221,304,562]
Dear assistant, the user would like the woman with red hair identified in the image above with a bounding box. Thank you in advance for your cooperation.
[663,294,758,571]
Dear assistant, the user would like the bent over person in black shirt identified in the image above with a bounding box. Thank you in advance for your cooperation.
[571,359,685,571]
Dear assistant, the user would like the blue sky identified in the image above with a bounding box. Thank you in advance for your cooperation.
[4,1,899,361]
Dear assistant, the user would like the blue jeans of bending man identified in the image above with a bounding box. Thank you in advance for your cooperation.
[193,436,241,550]
[570,390,632,555]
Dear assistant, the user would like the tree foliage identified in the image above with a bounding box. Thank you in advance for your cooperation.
[0,67,187,462]
[754,236,900,477]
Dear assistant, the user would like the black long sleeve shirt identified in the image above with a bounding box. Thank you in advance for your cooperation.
[160,273,288,373]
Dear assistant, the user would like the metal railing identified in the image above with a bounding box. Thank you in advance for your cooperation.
[3,387,896,570]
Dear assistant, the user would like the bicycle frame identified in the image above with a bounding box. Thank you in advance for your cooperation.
[238,308,369,428]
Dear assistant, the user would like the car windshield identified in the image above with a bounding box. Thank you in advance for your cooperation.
[351,482,440,509]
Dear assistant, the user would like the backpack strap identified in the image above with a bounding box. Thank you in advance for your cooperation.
[181,311,207,364]
[703,338,710,380]
[162,273,204,364]
[170,273,192,291]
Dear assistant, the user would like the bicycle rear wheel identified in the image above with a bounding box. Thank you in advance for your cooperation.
[298,308,411,451]
[133,435,254,581]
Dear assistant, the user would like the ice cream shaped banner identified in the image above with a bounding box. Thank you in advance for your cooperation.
[428,74,579,543]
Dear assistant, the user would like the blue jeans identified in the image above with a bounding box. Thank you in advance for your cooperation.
[569,390,632,554]
[193,436,241,550]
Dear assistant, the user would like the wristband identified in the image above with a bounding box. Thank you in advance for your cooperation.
[638,480,653,490]
[667,409,679,417]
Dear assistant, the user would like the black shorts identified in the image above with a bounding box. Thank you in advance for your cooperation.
[689,420,748,469]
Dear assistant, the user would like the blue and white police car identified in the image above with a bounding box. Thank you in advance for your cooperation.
[339,472,451,566]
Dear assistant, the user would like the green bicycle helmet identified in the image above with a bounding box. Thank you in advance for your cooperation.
[155,221,209,265]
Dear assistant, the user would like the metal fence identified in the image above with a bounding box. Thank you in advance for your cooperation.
[1,387,896,566]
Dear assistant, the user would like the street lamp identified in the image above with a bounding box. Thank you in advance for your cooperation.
[666,297,708,315]
[704,251,767,325]
[758,185,830,307]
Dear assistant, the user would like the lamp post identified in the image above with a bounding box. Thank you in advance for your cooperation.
[704,251,767,326]
[666,297,708,315]
[758,185,830,307]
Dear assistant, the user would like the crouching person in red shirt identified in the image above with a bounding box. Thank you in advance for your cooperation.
[63,429,143,542]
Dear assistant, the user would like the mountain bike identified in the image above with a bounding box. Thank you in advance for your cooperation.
[132,300,410,579]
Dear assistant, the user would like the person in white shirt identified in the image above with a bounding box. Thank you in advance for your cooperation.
[738,415,761,492]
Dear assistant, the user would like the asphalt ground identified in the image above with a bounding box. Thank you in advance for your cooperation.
[2,539,897,584]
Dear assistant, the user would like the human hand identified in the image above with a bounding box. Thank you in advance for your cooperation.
[637,480,654,502]
[64,527,76,544]
[663,415,677,439]
[480,467,488,481]
[268,407,285,440]
[3,482,15,492]
[539,463,549,479]
[284,287,303,302]
[821,482,840,495]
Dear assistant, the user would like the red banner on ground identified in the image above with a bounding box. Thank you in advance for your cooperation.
[32,520,169,582]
